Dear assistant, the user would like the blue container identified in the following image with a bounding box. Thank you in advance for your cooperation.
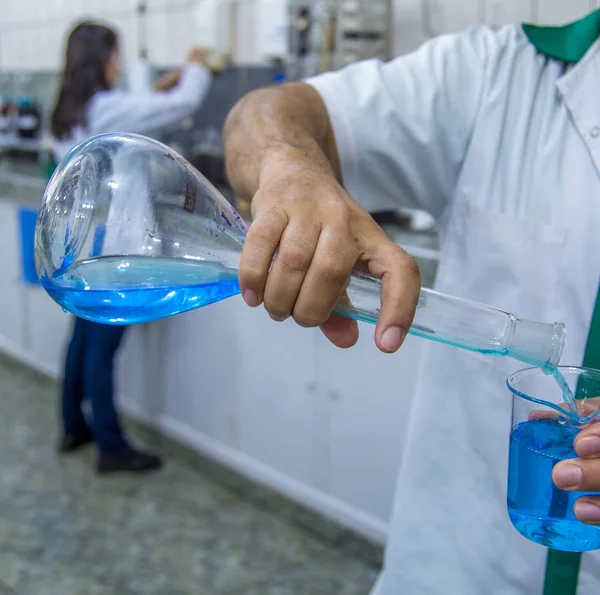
[19,208,40,286]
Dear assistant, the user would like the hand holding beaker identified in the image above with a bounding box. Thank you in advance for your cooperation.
[508,368,600,551]
[552,401,600,525]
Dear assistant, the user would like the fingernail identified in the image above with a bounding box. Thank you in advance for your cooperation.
[575,501,600,523]
[269,313,288,322]
[381,326,404,352]
[577,435,600,457]
[553,463,583,489]
[243,289,259,307]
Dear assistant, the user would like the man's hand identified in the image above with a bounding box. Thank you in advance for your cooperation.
[241,155,420,352]
[552,400,600,524]
[225,82,421,353]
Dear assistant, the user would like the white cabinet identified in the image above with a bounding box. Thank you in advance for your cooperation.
[236,305,319,488]
[0,200,69,375]
[0,202,19,280]
[318,329,422,523]
[158,299,242,448]
[0,202,24,351]
[26,287,71,377]
[117,322,164,417]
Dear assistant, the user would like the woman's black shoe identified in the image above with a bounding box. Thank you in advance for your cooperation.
[58,428,94,453]
[97,448,163,474]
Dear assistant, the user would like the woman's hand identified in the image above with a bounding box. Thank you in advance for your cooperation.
[153,69,181,92]
[552,399,600,524]
[186,47,207,66]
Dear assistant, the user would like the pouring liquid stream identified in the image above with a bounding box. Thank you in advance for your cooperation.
[550,367,578,417]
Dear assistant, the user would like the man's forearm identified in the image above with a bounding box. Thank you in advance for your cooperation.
[223,82,340,202]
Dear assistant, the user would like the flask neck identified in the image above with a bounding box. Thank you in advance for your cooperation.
[507,319,566,368]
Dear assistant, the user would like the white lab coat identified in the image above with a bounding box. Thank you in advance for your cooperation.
[52,63,212,260]
[52,63,212,161]
[308,25,600,595]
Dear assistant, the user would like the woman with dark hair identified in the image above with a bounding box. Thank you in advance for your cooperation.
[53,21,212,474]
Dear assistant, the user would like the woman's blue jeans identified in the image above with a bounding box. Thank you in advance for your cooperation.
[61,317,129,454]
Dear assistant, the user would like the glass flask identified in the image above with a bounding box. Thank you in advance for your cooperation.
[507,366,600,551]
[35,133,565,368]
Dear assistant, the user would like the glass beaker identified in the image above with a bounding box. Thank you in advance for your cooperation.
[507,367,600,551]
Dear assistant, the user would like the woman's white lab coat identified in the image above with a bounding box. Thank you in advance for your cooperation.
[52,63,212,161]
[52,63,212,258]
[308,22,600,595]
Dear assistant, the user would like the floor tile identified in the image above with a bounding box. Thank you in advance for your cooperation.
[0,552,112,595]
[0,354,381,595]
[75,500,332,593]
[234,552,379,595]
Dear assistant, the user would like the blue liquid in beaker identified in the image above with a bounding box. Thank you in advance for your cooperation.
[41,256,241,325]
[508,419,600,552]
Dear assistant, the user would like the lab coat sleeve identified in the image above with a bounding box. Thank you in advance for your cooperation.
[306,26,499,218]
[87,64,212,135]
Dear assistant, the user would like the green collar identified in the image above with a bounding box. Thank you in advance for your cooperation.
[523,9,600,63]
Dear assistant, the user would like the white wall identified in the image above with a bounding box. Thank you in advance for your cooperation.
[0,0,598,71]
[0,0,288,71]
[393,0,600,56]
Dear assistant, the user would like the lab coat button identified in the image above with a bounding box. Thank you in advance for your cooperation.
[591,127,600,138]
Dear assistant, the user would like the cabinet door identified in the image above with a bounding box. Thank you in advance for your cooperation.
[319,328,424,523]
[158,298,243,448]
[116,322,162,411]
[236,304,319,487]
[154,295,319,488]
[27,288,71,377]
[0,203,24,350]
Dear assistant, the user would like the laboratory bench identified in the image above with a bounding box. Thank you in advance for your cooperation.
[0,150,440,546]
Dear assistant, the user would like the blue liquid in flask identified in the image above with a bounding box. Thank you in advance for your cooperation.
[508,419,600,552]
[42,256,241,325]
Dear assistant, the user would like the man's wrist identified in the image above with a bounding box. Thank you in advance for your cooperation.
[258,144,336,187]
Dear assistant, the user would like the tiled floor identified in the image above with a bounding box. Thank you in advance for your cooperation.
[0,355,380,595]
